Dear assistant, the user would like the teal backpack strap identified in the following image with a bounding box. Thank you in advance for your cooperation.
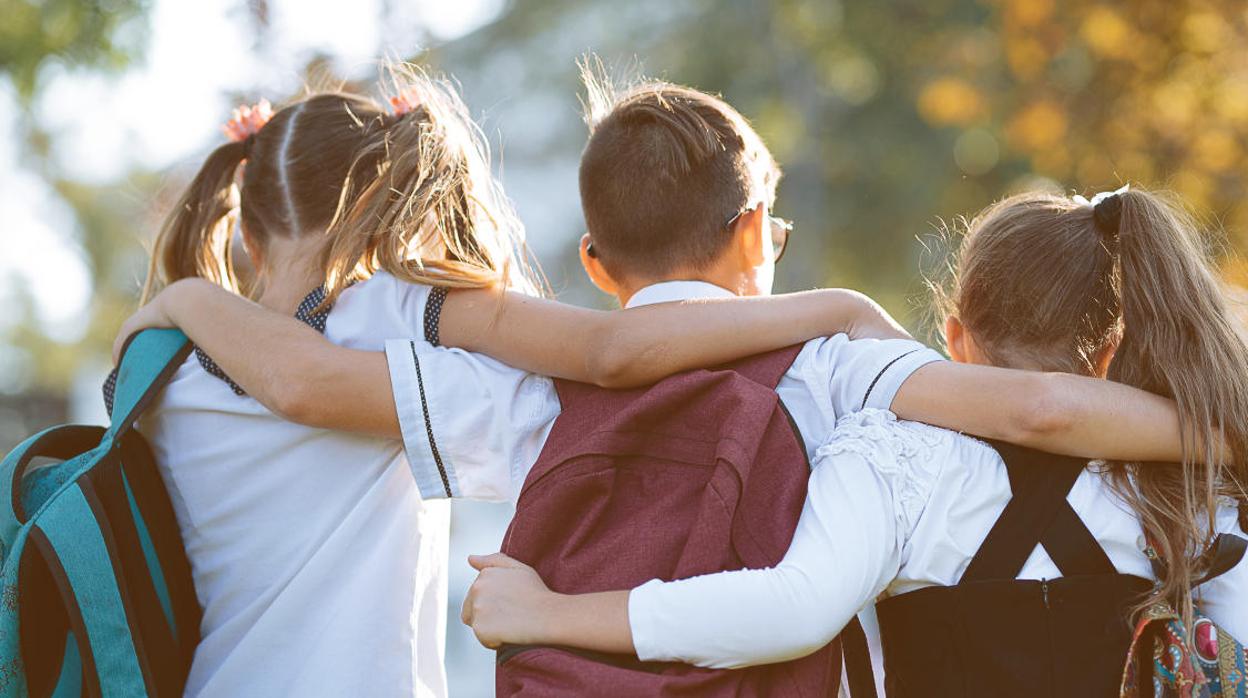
[105,329,192,443]
[0,426,108,555]
[29,483,146,697]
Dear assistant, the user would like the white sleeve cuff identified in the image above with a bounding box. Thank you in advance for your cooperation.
[626,579,671,663]
[860,346,945,411]
[385,338,458,499]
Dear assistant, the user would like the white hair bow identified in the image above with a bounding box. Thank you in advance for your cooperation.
[1072,183,1130,207]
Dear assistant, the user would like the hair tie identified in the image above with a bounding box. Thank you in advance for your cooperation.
[1073,184,1129,239]
[389,89,421,119]
[222,98,274,153]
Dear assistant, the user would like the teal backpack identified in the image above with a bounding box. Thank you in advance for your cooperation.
[0,329,201,697]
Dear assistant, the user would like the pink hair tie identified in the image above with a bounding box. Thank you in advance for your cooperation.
[222,98,274,144]
[389,90,420,118]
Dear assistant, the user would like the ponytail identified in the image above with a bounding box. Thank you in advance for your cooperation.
[316,64,546,310]
[141,139,248,303]
[1105,189,1248,622]
[141,63,546,317]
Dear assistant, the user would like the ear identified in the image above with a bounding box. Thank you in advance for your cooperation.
[945,315,969,363]
[579,233,619,297]
[730,205,768,268]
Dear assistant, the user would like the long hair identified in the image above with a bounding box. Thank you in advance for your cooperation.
[935,188,1248,624]
[141,62,546,309]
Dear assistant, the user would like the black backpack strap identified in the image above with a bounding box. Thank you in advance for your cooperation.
[962,442,1113,582]
[1197,534,1247,585]
[841,615,878,698]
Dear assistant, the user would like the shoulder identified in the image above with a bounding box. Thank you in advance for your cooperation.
[818,409,960,468]
[814,409,983,529]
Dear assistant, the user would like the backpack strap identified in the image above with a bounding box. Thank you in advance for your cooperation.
[553,344,804,408]
[1147,533,1248,586]
[962,442,1115,582]
[27,482,149,697]
[722,344,804,390]
[1,425,108,544]
[105,329,192,443]
[841,616,878,698]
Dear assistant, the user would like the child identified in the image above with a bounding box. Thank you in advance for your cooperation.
[461,187,1248,697]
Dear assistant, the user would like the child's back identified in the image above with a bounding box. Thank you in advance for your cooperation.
[139,273,449,697]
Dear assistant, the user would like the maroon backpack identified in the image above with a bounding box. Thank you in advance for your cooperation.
[496,345,842,697]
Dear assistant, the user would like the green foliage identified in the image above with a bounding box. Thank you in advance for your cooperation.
[0,0,149,101]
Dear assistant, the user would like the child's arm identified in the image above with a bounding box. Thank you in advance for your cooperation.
[889,362,1204,463]
[112,278,906,437]
[462,432,906,665]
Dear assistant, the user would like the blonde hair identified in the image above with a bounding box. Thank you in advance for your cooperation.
[935,188,1248,624]
[141,62,546,309]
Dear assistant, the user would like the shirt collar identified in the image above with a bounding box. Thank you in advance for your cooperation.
[624,280,737,309]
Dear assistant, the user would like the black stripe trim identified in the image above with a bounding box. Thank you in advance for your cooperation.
[409,341,453,497]
[860,349,921,411]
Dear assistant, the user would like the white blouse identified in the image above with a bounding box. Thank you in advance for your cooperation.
[629,409,1248,669]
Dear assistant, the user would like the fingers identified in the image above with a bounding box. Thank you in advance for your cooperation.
[460,585,475,626]
[467,552,524,571]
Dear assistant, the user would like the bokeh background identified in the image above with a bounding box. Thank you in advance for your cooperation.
[4,0,1248,694]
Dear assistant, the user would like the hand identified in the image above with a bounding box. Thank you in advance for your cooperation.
[112,290,178,365]
[461,553,555,650]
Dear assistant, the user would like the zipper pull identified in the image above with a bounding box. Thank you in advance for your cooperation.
[1041,578,1050,608]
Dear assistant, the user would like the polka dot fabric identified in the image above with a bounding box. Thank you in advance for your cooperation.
[424,287,447,346]
[103,286,336,414]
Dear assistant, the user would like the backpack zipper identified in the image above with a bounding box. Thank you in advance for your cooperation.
[1041,578,1050,608]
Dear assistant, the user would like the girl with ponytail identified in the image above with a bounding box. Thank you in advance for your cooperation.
[455,186,1248,698]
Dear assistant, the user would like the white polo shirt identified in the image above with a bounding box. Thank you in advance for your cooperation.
[628,409,1248,669]
[139,272,450,697]
[383,280,945,503]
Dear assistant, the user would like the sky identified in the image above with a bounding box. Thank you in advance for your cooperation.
[0,0,504,343]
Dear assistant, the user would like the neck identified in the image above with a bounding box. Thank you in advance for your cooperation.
[613,260,747,307]
[251,235,327,314]
[256,258,323,315]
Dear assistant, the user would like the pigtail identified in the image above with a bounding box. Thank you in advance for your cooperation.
[1105,189,1248,624]
[140,139,249,303]
[317,64,546,311]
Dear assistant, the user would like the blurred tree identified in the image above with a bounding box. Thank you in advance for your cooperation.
[0,0,148,102]
[437,0,1248,332]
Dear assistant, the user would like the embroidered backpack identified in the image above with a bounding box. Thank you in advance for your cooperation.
[0,329,201,697]
[1121,533,1248,698]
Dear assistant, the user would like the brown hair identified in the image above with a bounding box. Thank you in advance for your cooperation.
[577,61,780,279]
[141,63,544,308]
[936,188,1248,622]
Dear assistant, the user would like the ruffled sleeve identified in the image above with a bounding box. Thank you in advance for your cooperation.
[817,409,946,540]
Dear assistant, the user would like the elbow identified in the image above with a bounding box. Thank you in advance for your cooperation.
[267,380,317,425]
[584,329,640,389]
[1011,373,1076,445]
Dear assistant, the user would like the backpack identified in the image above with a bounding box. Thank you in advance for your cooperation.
[1120,533,1248,698]
[494,346,842,697]
[0,329,201,697]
